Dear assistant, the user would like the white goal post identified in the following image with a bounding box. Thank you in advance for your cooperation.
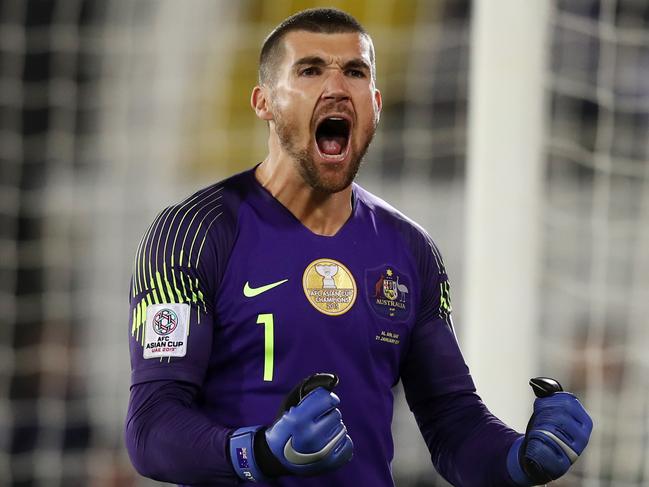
[464,0,550,430]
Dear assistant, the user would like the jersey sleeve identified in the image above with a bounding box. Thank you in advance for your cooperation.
[401,234,521,487]
[128,192,223,387]
[400,235,475,407]
[126,379,239,484]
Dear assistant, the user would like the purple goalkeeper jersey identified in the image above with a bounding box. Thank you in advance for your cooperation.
[127,167,520,487]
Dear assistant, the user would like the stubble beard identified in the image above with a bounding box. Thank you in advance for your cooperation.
[274,110,377,194]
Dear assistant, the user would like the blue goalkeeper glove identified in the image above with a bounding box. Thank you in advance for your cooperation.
[507,377,593,486]
[229,373,353,482]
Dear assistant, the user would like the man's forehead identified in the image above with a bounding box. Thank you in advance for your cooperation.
[281,30,373,64]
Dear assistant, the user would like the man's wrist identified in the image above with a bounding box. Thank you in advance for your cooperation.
[229,426,267,482]
[506,436,532,486]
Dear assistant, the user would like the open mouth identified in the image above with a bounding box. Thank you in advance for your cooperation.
[315,116,351,160]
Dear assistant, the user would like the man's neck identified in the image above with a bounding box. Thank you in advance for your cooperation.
[255,157,353,237]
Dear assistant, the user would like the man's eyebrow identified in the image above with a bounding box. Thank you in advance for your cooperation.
[343,58,371,72]
[293,56,328,68]
[292,56,371,71]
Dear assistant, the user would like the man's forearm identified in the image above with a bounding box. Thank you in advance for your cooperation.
[125,380,238,485]
[413,390,522,487]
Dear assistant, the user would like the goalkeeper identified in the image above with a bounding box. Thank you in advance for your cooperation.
[125,7,592,486]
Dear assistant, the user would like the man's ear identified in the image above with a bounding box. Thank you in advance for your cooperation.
[251,86,274,121]
[374,88,383,121]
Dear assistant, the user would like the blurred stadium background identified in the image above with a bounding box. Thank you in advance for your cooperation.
[1,0,648,485]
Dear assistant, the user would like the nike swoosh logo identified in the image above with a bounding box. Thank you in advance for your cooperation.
[538,430,579,464]
[283,428,346,465]
[243,279,289,297]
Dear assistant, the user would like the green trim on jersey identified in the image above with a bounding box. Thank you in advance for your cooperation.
[129,186,223,339]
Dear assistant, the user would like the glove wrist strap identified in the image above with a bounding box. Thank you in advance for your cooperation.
[229,426,267,483]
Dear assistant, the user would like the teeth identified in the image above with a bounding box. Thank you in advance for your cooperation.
[328,117,343,121]
[321,152,345,161]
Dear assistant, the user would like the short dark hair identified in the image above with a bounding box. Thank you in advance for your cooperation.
[259,8,375,85]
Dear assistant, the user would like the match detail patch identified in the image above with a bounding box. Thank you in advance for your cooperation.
[143,303,190,359]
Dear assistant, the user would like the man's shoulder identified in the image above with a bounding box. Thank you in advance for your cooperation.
[158,167,256,229]
[353,183,432,243]
[353,182,448,275]
[135,168,257,265]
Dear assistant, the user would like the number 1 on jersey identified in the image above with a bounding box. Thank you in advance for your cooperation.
[256,313,274,381]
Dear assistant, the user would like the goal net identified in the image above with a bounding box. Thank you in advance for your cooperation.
[542,1,649,485]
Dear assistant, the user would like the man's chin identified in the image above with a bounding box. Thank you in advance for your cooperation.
[311,173,354,194]
[298,156,360,194]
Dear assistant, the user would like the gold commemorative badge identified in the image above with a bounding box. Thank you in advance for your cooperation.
[302,258,357,316]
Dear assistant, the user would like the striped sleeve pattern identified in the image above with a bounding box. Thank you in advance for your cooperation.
[423,234,454,330]
[130,185,223,345]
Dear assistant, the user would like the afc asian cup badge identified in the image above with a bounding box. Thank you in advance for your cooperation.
[144,303,189,359]
[302,258,357,316]
[152,308,178,335]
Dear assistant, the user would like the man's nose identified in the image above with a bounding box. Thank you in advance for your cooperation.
[321,69,350,101]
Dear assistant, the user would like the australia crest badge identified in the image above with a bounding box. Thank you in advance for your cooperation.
[365,265,411,321]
